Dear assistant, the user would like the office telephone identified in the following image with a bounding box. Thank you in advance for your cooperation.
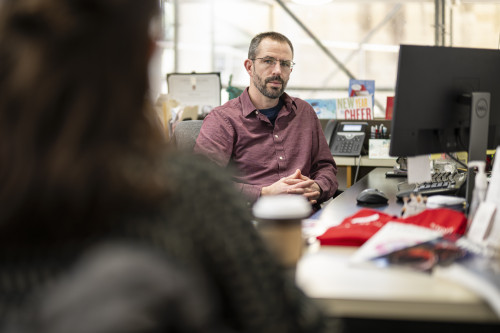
[324,120,368,156]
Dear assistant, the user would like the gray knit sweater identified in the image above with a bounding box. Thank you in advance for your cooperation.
[0,153,326,333]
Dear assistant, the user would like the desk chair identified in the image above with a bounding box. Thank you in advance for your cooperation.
[172,120,203,151]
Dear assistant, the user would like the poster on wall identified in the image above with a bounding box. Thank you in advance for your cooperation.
[336,96,374,120]
[349,79,375,107]
[305,99,337,119]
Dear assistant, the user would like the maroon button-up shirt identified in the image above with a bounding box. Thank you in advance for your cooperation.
[194,88,338,203]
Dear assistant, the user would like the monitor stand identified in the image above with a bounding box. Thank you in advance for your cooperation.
[465,92,491,209]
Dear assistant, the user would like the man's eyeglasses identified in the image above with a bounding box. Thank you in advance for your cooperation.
[252,57,295,70]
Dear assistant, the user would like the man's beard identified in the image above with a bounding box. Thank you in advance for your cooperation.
[253,70,287,99]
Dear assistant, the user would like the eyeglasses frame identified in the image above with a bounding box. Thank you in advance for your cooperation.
[251,57,295,70]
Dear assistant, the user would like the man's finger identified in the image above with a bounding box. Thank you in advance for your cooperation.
[283,179,304,185]
[289,180,315,188]
[284,169,302,180]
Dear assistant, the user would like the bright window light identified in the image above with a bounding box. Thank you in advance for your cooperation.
[291,0,333,5]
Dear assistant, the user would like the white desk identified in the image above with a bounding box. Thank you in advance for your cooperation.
[333,156,397,168]
[296,245,498,322]
[296,168,500,323]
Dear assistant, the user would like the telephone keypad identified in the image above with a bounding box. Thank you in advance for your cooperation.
[330,132,365,156]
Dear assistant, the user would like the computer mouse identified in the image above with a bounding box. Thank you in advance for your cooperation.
[356,188,389,205]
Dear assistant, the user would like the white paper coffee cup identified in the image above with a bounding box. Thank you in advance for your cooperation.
[253,195,311,268]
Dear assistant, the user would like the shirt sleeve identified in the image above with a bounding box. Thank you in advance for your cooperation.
[195,111,264,203]
[234,182,262,204]
[193,110,234,167]
[309,117,339,203]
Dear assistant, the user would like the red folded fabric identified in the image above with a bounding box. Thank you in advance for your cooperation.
[317,208,467,247]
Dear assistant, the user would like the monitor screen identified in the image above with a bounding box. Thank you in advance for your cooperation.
[389,45,500,158]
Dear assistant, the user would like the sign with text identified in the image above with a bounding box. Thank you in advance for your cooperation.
[336,96,374,120]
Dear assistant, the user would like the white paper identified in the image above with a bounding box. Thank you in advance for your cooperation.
[467,201,496,244]
[485,208,500,250]
[486,145,500,206]
[407,155,431,184]
[350,222,443,264]
[368,139,391,159]
[434,256,500,317]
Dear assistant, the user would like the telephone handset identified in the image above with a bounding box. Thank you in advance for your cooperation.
[324,120,368,156]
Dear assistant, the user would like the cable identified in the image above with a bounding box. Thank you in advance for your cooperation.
[353,154,362,183]
[445,152,468,170]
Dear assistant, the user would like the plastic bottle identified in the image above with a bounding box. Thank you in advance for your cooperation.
[467,161,488,230]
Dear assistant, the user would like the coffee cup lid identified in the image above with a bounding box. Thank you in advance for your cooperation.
[252,194,311,220]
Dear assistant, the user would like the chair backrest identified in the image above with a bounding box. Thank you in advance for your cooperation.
[172,120,203,151]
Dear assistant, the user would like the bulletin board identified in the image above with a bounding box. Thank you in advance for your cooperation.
[166,72,221,113]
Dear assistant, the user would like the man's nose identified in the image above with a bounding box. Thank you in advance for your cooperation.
[271,61,282,75]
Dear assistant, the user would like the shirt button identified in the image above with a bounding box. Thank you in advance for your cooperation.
[279,156,284,160]
[255,111,259,115]
[274,135,279,139]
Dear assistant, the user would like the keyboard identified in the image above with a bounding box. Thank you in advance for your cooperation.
[396,171,467,200]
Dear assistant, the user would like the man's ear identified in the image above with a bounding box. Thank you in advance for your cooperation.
[244,59,253,76]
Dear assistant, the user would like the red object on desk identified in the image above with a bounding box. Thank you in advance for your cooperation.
[317,208,467,247]
[385,96,394,120]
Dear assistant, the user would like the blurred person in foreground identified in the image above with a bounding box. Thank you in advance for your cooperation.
[194,32,338,209]
[0,0,326,332]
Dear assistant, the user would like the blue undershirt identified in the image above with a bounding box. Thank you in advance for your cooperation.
[259,99,283,126]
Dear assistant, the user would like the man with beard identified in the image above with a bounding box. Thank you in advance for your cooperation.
[194,32,338,208]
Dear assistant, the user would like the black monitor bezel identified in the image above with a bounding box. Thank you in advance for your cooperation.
[389,44,500,158]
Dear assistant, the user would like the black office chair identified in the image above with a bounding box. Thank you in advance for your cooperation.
[172,120,203,151]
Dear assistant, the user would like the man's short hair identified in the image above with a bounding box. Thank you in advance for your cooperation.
[248,32,294,60]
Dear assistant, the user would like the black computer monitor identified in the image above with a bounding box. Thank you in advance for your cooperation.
[389,44,500,160]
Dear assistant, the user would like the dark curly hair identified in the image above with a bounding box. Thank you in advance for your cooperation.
[0,0,167,242]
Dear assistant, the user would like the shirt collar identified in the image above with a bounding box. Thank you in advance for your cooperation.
[240,87,297,118]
